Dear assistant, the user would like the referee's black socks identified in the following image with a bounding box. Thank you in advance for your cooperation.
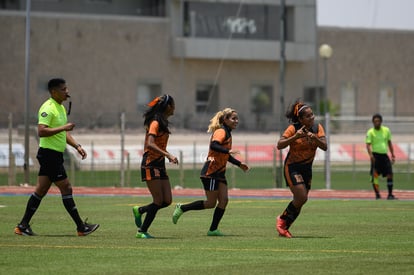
[62,194,84,229]
[20,192,43,226]
[281,201,300,228]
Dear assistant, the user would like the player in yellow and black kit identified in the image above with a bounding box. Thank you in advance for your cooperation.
[172,108,249,236]
[132,94,178,238]
[366,113,396,200]
[275,100,327,238]
[14,78,99,236]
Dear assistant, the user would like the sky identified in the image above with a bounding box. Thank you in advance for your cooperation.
[317,0,414,30]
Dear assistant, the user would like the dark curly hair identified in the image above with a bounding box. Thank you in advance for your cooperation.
[143,94,174,134]
[285,98,311,123]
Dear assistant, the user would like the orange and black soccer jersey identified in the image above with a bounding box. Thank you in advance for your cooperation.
[200,126,232,180]
[283,123,325,165]
[142,120,169,166]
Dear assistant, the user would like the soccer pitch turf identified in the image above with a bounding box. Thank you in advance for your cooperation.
[1,196,413,274]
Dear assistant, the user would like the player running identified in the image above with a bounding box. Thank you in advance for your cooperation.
[275,99,327,238]
[172,108,249,236]
[132,94,178,238]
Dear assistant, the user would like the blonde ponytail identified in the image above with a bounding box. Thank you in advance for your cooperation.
[207,108,236,133]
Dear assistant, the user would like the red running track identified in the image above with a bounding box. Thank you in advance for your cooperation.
[1,186,413,200]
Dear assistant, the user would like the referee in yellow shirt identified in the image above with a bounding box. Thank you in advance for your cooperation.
[14,78,99,236]
[366,113,396,200]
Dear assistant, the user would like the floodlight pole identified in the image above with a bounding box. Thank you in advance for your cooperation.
[24,0,31,184]
[319,44,333,190]
[277,0,286,188]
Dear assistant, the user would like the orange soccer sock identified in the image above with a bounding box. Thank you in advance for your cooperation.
[372,183,380,196]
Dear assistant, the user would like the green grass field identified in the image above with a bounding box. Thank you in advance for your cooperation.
[1,196,413,274]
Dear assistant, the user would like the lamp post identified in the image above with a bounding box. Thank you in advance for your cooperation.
[319,44,332,189]
[24,0,31,184]
[276,0,286,188]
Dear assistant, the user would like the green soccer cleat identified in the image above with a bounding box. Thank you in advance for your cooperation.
[207,229,225,236]
[132,206,142,228]
[135,231,154,239]
[172,203,183,224]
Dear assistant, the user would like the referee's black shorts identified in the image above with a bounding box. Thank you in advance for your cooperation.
[371,153,393,177]
[37,147,67,182]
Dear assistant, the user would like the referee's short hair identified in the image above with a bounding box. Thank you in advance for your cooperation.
[47,78,66,92]
[372,113,383,122]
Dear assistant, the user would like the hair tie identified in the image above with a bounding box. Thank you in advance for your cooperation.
[294,104,300,116]
[297,105,308,115]
[147,97,160,107]
[162,94,170,107]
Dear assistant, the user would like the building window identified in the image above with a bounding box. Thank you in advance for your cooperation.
[136,83,162,112]
[136,0,166,17]
[183,2,294,41]
[251,84,273,130]
[251,85,273,114]
[340,82,356,116]
[379,84,395,116]
[303,86,324,115]
[196,84,219,113]
[85,0,111,3]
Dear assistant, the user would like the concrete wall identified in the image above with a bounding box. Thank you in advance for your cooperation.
[318,27,414,117]
[2,8,413,133]
[0,10,313,131]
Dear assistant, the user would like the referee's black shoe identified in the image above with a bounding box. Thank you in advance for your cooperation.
[77,219,99,236]
[14,224,36,236]
[387,194,397,200]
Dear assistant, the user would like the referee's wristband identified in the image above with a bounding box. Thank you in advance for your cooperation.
[75,144,82,149]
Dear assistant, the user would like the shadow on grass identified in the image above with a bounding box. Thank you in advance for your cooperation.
[41,234,81,237]
[289,235,332,239]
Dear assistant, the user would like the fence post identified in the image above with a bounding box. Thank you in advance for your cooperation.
[244,142,248,166]
[9,154,16,186]
[8,113,16,186]
[91,141,95,182]
[120,112,125,187]
[352,143,356,181]
[126,152,131,187]
[273,147,277,188]
[408,143,412,182]
[179,150,184,187]
[70,155,75,186]
[325,112,331,189]
[231,164,236,189]
[193,141,196,178]
[91,141,94,171]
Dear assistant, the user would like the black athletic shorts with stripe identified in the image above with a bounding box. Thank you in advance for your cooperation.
[200,177,227,191]
[37,147,67,182]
